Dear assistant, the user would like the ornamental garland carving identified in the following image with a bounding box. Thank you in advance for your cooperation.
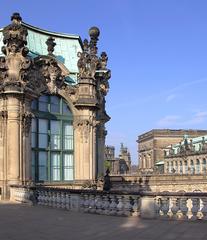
[21,111,33,136]
[73,116,105,143]
[74,118,93,143]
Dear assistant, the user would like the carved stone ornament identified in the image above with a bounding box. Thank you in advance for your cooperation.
[0,13,31,88]
[34,56,65,94]
[0,13,67,96]
[46,37,56,56]
[22,111,33,136]
[77,27,102,79]
[74,118,93,143]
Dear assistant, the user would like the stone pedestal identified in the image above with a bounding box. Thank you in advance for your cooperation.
[140,196,156,219]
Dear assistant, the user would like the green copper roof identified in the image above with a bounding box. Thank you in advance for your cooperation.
[166,135,207,155]
[0,22,83,85]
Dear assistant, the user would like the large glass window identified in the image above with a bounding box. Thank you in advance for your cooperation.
[31,95,74,182]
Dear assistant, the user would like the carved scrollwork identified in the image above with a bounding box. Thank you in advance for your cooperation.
[22,111,33,136]
[74,118,92,143]
[0,110,8,120]
[0,110,8,138]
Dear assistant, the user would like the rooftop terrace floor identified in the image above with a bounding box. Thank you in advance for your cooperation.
[0,201,207,240]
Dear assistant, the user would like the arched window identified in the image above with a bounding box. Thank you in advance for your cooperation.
[184,160,188,174]
[170,161,173,173]
[174,161,178,173]
[179,161,183,174]
[31,95,74,182]
[195,159,200,174]
[166,162,169,173]
[190,160,194,174]
[203,159,206,173]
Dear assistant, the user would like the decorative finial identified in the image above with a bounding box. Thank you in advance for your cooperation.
[89,26,100,54]
[46,37,56,56]
[89,26,100,41]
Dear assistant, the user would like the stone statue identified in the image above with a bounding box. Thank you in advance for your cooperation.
[103,168,111,191]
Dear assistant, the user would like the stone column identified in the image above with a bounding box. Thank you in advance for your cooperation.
[96,125,106,177]
[0,98,8,199]
[6,94,21,186]
[74,114,97,181]
[21,98,33,183]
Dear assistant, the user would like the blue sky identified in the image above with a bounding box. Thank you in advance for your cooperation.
[1,0,207,164]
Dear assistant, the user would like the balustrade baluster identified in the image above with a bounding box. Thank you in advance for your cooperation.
[160,197,169,218]
[179,197,188,220]
[95,195,102,214]
[123,195,132,216]
[89,194,96,213]
[117,196,124,216]
[201,198,207,220]
[109,195,117,216]
[65,193,70,210]
[83,194,89,213]
[102,195,110,215]
[171,197,179,219]
[60,192,66,209]
[191,197,200,220]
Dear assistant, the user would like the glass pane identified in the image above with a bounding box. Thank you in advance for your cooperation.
[51,103,60,113]
[39,102,49,112]
[63,101,72,115]
[31,100,37,110]
[64,122,73,135]
[51,135,61,149]
[39,95,48,103]
[51,96,59,104]
[32,133,36,148]
[38,134,48,148]
[63,154,73,180]
[32,151,35,180]
[32,118,37,132]
[51,153,60,181]
[50,96,60,113]
[50,121,60,149]
[51,121,60,134]
[39,119,48,133]
[63,122,73,150]
[38,152,47,181]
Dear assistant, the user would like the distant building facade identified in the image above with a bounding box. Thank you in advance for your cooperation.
[105,144,131,174]
[164,135,207,174]
[137,129,207,173]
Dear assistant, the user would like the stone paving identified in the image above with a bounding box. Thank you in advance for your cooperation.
[0,202,207,240]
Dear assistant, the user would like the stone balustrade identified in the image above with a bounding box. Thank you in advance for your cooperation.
[10,185,140,216]
[140,192,207,220]
[9,185,207,221]
[10,186,33,204]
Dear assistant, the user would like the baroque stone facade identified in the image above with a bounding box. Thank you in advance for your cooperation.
[164,135,207,175]
[137,129,207,173]
[0,13,111,199]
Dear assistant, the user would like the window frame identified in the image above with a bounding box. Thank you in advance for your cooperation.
[31,95,74,183]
